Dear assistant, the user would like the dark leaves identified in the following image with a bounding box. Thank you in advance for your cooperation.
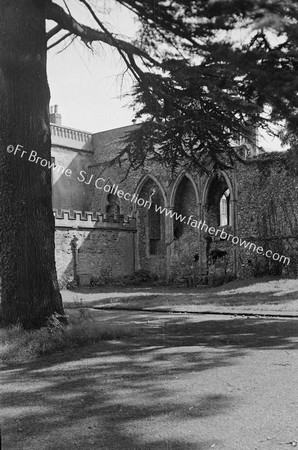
[116,0,298,170]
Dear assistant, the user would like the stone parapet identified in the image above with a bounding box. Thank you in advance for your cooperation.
[51,124,93,151]
[53,209,136,230]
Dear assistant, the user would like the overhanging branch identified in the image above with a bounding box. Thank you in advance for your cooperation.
[47,32,72,50]
[79,0,143,82]
[47,24,61,40]
[46,0,160,67]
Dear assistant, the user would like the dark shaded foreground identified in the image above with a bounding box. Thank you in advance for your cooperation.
[1,311,298,450]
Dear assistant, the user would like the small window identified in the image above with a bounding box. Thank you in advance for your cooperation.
[106,193,120,215]
[219,189,230,226]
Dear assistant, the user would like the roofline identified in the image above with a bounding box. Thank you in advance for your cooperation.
[50,122,92,136]
[92,122,141,136]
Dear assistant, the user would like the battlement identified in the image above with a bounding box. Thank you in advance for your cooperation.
[54,209,136,230]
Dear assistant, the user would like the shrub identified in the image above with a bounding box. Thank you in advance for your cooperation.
[90,275,105,287]
[129,269,158,283]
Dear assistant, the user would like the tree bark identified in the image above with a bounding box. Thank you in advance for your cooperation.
[0,0,65,328]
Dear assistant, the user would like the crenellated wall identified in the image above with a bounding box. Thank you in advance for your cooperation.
[51,119,298,286]
[54,208,136,229]
[54,209,136,287]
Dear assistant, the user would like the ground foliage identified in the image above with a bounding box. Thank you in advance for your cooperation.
[0,309,133,365]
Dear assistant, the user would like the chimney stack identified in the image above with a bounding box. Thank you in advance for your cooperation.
[50,104,62,125]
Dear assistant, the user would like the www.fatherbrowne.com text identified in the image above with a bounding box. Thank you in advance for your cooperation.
[7,144,290,266]
[154,204,290,266]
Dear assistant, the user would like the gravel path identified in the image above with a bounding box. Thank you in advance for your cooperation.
[62,277,298,316]
[1,308,298,450]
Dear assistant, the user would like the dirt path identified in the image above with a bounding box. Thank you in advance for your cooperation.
[1,309,298,450]
[62,277,298,316]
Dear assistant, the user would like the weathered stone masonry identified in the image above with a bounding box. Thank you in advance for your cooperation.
[51,108,298,285]
[54,209,136,286]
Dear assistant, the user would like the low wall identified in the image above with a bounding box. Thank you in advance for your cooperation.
[54,209,137,286]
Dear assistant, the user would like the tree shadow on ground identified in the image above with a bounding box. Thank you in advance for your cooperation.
[63,276,298,310]
[84,289,298,309]
[1,314,298,449]
[162,316,298,349]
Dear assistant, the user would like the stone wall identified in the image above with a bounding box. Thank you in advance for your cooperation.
[51,121,298,284]
[51,123,94,212]
[236,153,298,278]
[54,209,136,286]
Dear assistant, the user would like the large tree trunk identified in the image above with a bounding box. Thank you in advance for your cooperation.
[0,0,65,329]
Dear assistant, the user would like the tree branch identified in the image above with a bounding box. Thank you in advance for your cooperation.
[47,32,72,50]
[46,0,160,67]
[47,24,61,40]
[79,0,142,82]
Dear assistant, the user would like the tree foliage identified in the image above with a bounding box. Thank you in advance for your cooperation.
[47,0,298,171]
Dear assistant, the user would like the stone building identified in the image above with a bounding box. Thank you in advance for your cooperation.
[50,106,298,286]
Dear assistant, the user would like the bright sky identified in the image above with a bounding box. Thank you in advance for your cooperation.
[47,1,136,133]
[47,1,285,151]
